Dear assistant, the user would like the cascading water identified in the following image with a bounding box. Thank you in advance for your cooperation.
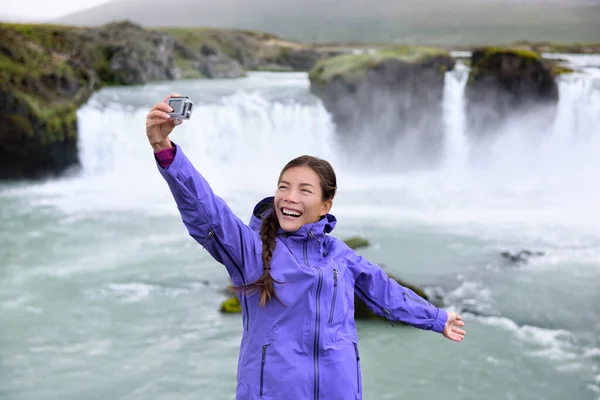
[2,57,599,400]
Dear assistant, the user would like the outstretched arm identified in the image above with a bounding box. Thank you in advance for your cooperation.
[147,94,262,287]
[347,249,465,341]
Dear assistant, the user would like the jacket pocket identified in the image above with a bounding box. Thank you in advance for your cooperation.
[328,269,339,323]
[353,342,361,394]
[260,344,270,397]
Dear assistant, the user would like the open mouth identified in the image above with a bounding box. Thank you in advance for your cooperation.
[281,207,303,218]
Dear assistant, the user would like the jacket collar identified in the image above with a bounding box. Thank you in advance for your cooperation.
[249,196,337,243]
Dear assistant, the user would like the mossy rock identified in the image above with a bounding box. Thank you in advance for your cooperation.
[465,46,559,139]
[220,296,242,313]
[343,236,370,250]
[551,65,575,75]
[309,45,454,91]
[308,45,455,168]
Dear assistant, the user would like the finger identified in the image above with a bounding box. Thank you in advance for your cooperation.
[162,92,182,103]
[453,320,465,327]
[450,332,464,342]
[147,110,171,120]
[453,335,464,342]
[153,102,174,113]
[453,327,466,335]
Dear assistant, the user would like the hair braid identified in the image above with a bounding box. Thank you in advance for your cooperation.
[233,207,285,307]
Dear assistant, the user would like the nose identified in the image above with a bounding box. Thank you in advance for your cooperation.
[284,189,299,203]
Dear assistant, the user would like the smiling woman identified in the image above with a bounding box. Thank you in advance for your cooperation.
[145,92,466,400]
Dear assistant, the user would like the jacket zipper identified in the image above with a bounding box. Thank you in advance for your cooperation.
[328,269,338,323]
[306,231,323,400]
[207,229,249,331]
[353,342,361,394]
[260,344,270,397]
[355,285,391,318]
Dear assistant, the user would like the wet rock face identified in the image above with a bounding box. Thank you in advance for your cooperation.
[465,48,559,139]
[309,47,456,170]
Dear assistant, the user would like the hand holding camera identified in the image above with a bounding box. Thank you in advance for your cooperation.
[146,93,194,152]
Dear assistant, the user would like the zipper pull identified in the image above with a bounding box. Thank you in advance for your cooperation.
[206,229,214,240]
[334,269,338,287]
[308,230,322,245]
[383,309,394,327]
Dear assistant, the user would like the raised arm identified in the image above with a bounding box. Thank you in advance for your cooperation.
[147,94,262,287]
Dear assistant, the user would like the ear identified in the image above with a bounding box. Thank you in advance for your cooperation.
[320,199,333,216]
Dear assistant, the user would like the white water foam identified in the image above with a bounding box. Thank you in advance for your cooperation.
[3,61,600,254]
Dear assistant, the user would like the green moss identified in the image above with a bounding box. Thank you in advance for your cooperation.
[476,46,543,62]
[9,114,35,137]
[467,46,565,86]
[173,57,204,79]
[253,64,294,72]
[309,45,450,86]
[220,296,242,313]
[161,27,239,60]
[343,236,370,250]
[551,65,575,75]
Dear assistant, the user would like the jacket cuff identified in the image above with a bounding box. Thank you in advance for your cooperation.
[431,308,448,333]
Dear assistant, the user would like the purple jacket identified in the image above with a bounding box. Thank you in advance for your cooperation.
[156,143,448,400]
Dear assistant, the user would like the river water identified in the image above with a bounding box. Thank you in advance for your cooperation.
[1,55,599,400]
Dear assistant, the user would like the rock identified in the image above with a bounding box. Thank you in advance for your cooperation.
[343,236,370,250]
[163,28,245,79]
[162,27,337,74]
[220,296,242,313]
[465,47,559,140]
[90,21,182,84]
[500,249,545,264]
[308,46,455,169]
[0,23,97,179]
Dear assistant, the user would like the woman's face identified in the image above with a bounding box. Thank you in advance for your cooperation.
[274,166,332,232]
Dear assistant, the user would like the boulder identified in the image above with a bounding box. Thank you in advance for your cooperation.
[465,47,559,139]
[308,46,455,169]
[0,24,96,179]
[162,27,338,74]
[91,21,180,84]
[343,236,370,250]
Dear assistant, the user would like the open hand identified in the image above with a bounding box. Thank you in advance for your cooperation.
[146,92,183,151]
[442,312,465,342]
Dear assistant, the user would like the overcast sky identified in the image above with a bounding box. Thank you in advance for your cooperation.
[1,0,596,21]
[0,0,112,19]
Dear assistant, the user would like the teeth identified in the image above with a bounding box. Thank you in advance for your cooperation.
[282,208,302,217]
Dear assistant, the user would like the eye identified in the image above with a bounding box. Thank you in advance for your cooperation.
[302,189,312,193]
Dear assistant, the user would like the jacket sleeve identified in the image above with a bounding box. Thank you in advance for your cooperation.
[347,250,448,333]
[155,143,262,286]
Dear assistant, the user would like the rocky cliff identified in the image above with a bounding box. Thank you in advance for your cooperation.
[465,47,561,141]
[309,46,455,169]
[0,21,336,180]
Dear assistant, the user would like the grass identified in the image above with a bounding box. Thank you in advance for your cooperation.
[309,45,451,86]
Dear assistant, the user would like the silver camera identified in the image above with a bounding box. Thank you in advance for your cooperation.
[167,97,193,120]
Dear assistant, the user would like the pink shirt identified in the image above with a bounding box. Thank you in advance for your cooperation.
[155,146,176,169]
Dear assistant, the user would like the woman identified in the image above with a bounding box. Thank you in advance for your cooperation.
[147,93,466,400]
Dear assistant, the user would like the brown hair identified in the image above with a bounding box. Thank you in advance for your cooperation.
[233,155,337,307]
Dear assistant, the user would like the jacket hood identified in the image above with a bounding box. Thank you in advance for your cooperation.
[249,196,337,237]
